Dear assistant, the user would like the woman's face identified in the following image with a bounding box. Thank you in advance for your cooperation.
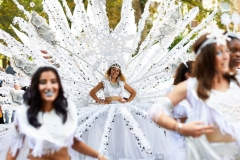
[215,45,230,74]
[228,39,240,68]
[38,71,59,103]
[110,67,120,79]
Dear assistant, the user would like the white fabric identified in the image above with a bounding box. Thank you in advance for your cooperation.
[236,69,240,82]
[167,85,190,119]
[79,103,166,160]
[186,77,240,160]
[165,131,186,160]
[8,99,78,158]
[173,101,189,119]
[164,85,188,160]
[101,78,125,98]
[148,97,174,120]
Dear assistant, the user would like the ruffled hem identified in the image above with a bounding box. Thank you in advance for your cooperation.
[77,102,167,160]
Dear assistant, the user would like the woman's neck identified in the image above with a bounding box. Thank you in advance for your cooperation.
[42,101,54,112]
[110,77,117,83]
[212,74,229,91]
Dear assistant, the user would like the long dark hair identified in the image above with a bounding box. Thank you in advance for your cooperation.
[193,34,238,100]
[23,67,68,128]
[173,61,194,85]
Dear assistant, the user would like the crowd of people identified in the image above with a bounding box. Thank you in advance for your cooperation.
[0,30,240,160]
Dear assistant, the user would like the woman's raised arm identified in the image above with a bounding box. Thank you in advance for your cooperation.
[89,82,104,103]
[124,83,136,102]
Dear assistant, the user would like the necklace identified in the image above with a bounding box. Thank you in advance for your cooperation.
[109,76,119,88]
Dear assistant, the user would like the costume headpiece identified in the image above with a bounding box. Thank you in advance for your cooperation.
[196,28,230,55]
[109,63,121,70]
[221,13,240,40]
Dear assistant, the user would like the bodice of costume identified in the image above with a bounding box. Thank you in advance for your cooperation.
[101,78,125,98]
[186,78,240,160]
[10,99,78,157]
[186,78,240,138]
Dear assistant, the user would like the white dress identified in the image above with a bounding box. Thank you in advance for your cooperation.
[77,78,167,160]
[186,78,240,160]
[0,99,79,160]
[166,85,189,160]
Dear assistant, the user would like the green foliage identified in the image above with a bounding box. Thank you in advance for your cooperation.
[0,0,236,51]
[0,0,43,40]
[106,0,122,29]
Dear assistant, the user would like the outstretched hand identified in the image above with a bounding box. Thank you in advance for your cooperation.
[180,121,213,138]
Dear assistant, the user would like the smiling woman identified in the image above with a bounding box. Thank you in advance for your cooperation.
[5,67,107,160]
[38,70,60,111]
[148,31,240,160]
[89,63,136,104]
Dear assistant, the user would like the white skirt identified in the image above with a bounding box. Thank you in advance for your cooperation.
[76,102,167,160]
[187,135,240,160]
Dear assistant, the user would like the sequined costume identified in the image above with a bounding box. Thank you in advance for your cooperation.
[76,78,167,160]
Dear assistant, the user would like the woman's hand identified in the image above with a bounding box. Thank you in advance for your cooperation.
[98,155,108,160]
[118,98,126,103]
[179,121,213,138]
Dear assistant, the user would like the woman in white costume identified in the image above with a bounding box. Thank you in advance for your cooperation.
[6,67,107,160]
[89,63,136,104]
[166,61,193,160]
[149,32,240,160]
[82,63,166,160]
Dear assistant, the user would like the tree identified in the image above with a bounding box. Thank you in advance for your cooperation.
[0,0,43,40]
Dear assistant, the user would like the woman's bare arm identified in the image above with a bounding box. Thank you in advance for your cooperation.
[6,149,19,160]
[89,82,104,103]
[72,138,107,160]
[124,83,136,102]
[149,81,213,137]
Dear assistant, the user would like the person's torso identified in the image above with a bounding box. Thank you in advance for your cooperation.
[102,78,124,98]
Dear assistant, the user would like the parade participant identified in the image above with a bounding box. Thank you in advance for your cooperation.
[6,67,107,160]
[86,63,166,159]
[166,61,194,160]
[226,32,240,81]
[89,63,136,104]
[149,32,240,159]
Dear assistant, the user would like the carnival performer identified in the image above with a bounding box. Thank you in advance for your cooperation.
[149,32,240,159]
[166,61,193,160]
[6,67,107,160]
[83,63,166,159]
[89,63,136,104]
[226,32,240,80]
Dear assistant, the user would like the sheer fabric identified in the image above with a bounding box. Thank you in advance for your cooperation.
[80,79,167,159]
[0,99,78,159]
[186,78,240,160]
[80,103,167,160]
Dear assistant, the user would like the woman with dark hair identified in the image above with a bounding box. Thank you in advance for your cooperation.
[166,61,193,160]
[6,67,107,160]
[149,31,240,159]
[173,61,194,85]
